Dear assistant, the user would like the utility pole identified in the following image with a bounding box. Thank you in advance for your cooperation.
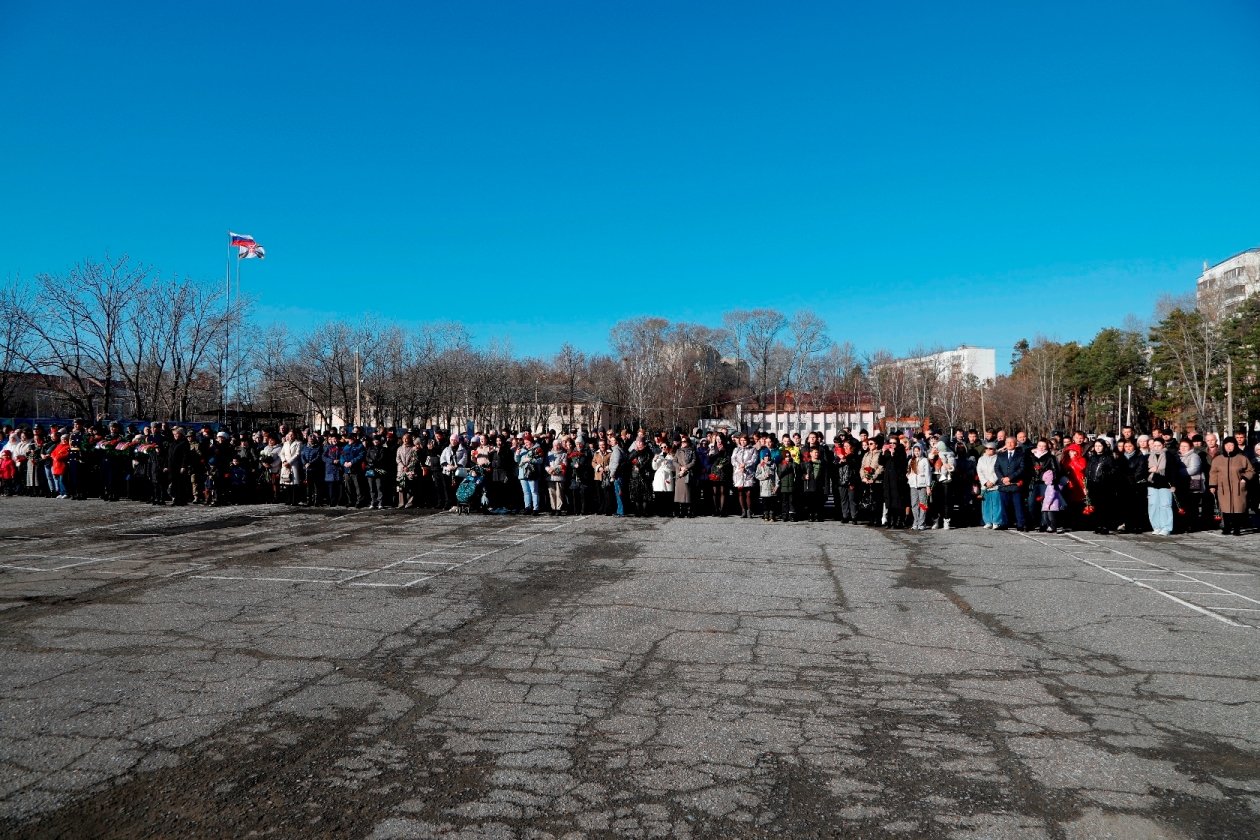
[354,348,362,427]
[1226,356,1234,435]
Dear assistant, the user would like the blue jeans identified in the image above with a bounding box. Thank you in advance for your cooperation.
[1147,487,1174,533]
[613,477,625,516]
[999,490,1025,529]
[52,474,66,496]
[520,479,538,510]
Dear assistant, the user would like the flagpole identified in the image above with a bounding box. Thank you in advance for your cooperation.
[236,252,242,420]
[224,230,231,427]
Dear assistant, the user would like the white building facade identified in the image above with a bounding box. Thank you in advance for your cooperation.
[1197,247,1260,318]
[902,345,996,384]
[727,407,885,439]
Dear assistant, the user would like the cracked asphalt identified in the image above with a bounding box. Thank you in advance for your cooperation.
[1,498,1258,839]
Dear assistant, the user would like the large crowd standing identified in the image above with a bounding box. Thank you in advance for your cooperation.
[1,420,1258,537]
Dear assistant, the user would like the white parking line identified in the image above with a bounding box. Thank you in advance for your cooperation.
[193,515,591,588]
[1019,532,1254,628]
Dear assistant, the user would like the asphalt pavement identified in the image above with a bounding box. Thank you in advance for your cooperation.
[1,498,1258,839]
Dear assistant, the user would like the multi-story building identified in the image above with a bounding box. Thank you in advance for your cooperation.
[1197,247,1260,318]
[900,345,997,384]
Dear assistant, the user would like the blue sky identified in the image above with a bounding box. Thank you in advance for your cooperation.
[2,1,1258,368]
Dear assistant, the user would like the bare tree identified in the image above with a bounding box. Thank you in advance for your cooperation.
[932,364,976,433]
[905,345,945,425]
[864,349,909,421]
[722,309,787,408]
[784,310,829,393]
[610,317,668,428]
[1148,293,1224,431]
[17,256,146,418]
[552,343,588,430]
[0,280,35,415]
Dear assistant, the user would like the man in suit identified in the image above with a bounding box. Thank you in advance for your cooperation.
[994,435,1027,530]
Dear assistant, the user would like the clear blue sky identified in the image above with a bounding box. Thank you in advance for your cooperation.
[3,1,1258,368]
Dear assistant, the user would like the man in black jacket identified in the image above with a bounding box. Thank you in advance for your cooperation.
[165,427,192,506]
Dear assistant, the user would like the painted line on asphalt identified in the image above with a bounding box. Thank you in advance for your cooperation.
[1018,531,1252,628]
[194,514,590,588]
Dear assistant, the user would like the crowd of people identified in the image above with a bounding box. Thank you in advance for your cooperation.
[1,419,1258,536]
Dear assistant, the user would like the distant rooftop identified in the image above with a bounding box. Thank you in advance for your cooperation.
[1204,246,1260,272]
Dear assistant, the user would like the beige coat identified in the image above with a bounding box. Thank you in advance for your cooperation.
[673,445,696,503]
[1208,452,1255,514]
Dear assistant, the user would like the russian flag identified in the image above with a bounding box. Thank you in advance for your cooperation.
[229,232,256,248]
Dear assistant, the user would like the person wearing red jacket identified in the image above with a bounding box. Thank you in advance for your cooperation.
[47,436,72,499]
[0,450,17,496]
[1059,442,1088,528]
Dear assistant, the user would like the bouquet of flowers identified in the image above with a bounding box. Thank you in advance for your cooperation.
[1082,495,1094,517]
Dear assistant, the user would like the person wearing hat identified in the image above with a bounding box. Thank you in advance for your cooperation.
[207,431,235,506]
[976,440,1002,528]
[341,432,366,508]
[164,427,192,506]
[97,421,124,502]
[321,432,343,507]
[363,434,390,509]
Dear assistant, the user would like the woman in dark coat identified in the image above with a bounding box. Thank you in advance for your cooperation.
[1084,439,1118,535]
[627,439,655,516]
[707,439,732,516]
[880,441,908,528]
[1119,440,1148,533]
[801,448,826,522]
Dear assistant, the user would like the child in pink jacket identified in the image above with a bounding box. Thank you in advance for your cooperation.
[1040,469,1066,533]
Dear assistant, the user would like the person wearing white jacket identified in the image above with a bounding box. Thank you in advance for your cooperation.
[729,435,759,519]
[279,431,303,506]
[975,440,1003,528]
[652,445,677,516]
[906,443,933,530]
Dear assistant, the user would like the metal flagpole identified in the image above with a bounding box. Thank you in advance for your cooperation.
[224,231,231,426]
[235,252,242,420]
